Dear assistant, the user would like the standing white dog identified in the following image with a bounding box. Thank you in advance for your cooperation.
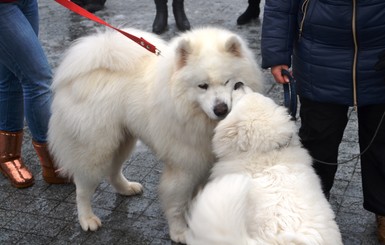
[48,27,264,243]
[186,90,343,245]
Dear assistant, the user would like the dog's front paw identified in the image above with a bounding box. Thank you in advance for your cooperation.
[79,214,102,231]
[170,225,187,244]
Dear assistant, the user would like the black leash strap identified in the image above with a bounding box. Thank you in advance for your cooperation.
[281,69,297,120]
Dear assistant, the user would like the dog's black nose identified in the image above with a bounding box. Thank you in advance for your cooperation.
[214,103,228,118]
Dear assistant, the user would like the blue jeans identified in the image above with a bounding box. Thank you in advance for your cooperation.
[0,0,52,143]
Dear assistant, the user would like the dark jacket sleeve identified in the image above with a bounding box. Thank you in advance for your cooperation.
[261,0,299,69]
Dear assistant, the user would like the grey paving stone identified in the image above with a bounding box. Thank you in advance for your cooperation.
[4,213,42,234]
[1,193,34,212]
[0,228,23,244]
[47,201,77,221]
[83,228,125,244]
[0,210,17,228]
[54,223,91,244]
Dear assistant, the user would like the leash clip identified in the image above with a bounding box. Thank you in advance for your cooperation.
[281,69,297,120]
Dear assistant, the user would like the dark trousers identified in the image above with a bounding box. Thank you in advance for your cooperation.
[299,97,385,215]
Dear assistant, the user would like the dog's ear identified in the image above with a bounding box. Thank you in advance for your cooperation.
[213,117,255,158]
[175,39,192,69]
[234,115,294,153]
[225,36,243,58]
[213,123,241,158]
[232,85,254,106]
[236,125,253,152]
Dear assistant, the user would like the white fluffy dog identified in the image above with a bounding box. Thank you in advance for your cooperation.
[186,90,343,245]
[48,27,264,243]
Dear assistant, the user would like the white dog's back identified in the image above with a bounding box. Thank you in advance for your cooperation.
[186,169,342,245]
[186,174,255,245]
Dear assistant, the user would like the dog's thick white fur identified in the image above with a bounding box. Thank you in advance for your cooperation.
[48,27,264,243]
[186,91,343,245]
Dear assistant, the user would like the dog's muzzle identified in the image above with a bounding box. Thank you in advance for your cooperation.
[214,103,229,118]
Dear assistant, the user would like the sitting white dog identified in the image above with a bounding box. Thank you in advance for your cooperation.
[186,89,343,245]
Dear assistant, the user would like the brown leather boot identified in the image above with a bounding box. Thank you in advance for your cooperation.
[32,141,70,184]
[0,130,34,188]
[377,215,385,245]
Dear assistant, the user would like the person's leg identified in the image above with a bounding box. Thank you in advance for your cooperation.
[0,0,52,143]
[0,1,69,185]
[152,0,168,34]
[0,65,24,132]
[172,0,190,32]
[298,97,349,198]
[357,104,385,244]
[0,2,36,188]
[82,0,106,13]
[237,0,261,25]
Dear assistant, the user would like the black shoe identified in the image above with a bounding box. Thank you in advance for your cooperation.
[83,0,106,13]
[72,0,85,7]
[172,0,190,32]
[152,11,168,34]
[237,5,260,25]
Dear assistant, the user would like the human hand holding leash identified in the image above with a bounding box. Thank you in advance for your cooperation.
[271,65,290,84]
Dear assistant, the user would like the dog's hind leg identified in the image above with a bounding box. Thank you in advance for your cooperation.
[75,175,103,231]
[108,137,143,196]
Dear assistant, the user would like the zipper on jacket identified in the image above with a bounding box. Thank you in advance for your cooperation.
[299,0,310,39]
[352,0,358,111]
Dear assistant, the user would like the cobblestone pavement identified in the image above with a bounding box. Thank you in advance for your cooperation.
[0,0,380,244]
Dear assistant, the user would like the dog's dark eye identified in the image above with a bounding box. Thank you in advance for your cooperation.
[234,81,244,90]
[198,84,209,90]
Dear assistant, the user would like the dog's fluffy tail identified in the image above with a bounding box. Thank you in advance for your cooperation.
[186,174,254,245]
[52,28,165,90]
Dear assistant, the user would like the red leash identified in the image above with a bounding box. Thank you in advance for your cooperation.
[55,0,160,55]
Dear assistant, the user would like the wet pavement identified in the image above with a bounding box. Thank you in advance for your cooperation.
[0,0,380,244]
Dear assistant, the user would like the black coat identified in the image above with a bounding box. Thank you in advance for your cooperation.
[261,0,385,106]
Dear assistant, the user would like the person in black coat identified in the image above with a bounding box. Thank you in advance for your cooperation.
[261,1,385,244]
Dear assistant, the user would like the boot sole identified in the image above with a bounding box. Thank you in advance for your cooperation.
[0,167,34,188]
